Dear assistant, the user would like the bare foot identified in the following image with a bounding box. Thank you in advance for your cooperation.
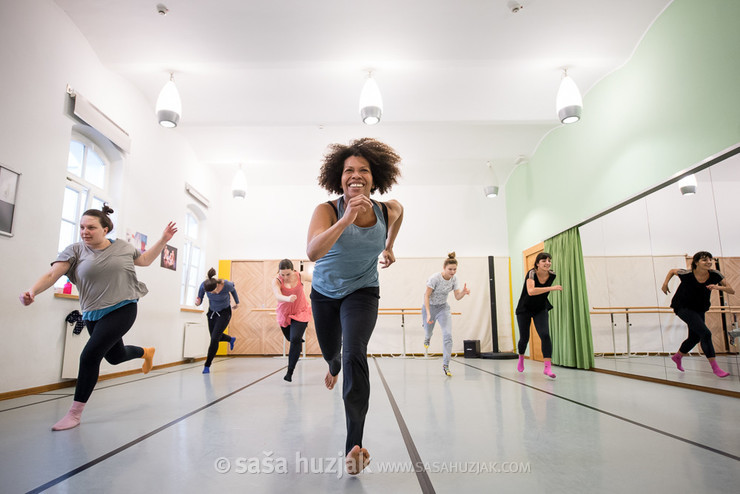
[345,445,371,475]
[325,371,338,390]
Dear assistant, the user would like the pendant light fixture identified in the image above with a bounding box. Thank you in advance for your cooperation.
[678,174,697,196]
[556,69,582,124]
[359,71,383,125]
[483,162,499,198]
[232,164,247,199]
[156,73,182,128]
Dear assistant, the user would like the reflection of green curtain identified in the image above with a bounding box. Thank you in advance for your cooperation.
[544,227,594,369]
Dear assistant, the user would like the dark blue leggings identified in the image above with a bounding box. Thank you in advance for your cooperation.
[516,309,553,359]
[76,303,142,403]
[281,319,308,372]
[205,307,232,367]
[675,308,716,358]
[311,286,379,455]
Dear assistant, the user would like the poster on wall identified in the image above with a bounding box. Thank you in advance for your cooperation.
[0,164,20,237]
[160,244,177,271]
[126,229,148,252]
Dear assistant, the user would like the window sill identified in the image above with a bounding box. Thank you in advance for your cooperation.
[54,293,79,300]
[180,307,204,313]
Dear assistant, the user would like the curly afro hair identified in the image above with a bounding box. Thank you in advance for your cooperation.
[317,138,402,195]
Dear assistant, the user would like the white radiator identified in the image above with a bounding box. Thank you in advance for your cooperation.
[183,322,209,359]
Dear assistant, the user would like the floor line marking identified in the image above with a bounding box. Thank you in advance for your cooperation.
[26,366,286,494]
[456,360,740,462]
[374,357,436,494]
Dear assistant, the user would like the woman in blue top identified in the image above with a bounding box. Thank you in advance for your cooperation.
[19,204,176,430]
[195,267,240,374]
[307,138,404,475]
[661,251,734,378]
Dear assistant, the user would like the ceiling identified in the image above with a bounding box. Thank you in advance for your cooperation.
[54,0,673,187]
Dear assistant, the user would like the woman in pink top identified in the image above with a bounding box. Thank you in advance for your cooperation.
[272,259,312,382]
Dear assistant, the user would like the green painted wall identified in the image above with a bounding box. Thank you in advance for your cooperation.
[506,0,740,292]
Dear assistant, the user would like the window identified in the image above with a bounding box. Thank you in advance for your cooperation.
[180,208,205,306]
[57,130,118,288]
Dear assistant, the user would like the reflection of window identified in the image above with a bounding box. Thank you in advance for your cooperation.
[181,209,204,306]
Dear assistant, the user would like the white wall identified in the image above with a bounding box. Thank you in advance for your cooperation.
[0,0,219,395]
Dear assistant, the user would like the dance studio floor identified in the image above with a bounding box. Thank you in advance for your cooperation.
[2,357,739,493]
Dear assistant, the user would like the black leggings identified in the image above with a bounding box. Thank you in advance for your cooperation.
[675,308,716,358]
[311,286,379,455]
[76,303,142,403]
[281,319,308,372]
[205,307,232,367]
[516,309,553,359]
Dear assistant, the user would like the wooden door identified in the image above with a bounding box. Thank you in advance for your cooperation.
[523,243,545,362]
[230,260,320,355]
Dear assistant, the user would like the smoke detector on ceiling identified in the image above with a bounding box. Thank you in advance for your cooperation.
[507,1,523,13]
[156,4,169,16]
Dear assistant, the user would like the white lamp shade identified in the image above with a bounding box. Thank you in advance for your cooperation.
[484,185,499,198]
[359,75,383,125]
[156,78,182,128]
[678,174,697,195]
[556,74,582,124]
[232,169,247,199]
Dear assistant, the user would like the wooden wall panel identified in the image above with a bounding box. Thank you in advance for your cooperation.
[718,257,740,353]
[231,260,320,356]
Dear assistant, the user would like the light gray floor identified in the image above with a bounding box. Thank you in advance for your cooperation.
[1,357,738,493]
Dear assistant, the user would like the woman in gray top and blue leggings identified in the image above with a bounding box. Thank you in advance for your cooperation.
[195,267,240,374]
[423,252,470,377]
[20,205,176,431]
[307,138,404,475]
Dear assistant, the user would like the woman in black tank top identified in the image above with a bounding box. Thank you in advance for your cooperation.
[661,251,735,378]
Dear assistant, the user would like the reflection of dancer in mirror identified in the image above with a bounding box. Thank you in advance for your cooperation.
[515,252,562,378]
[307,138,403,475]
[195,267,240,374]
[422,252,470,376]
[662,251,734,377]
[272,259,312,382]
[19,204,176,430]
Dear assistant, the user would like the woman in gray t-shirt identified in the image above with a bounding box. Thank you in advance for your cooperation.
[422,252,470,377]
[20,204,176,431]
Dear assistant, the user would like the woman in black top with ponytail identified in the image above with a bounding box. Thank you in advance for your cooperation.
[662,251,734,378]
[515,252,562,378]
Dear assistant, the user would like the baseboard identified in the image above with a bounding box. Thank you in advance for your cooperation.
[590,367,740,399]
[0,358,205,402]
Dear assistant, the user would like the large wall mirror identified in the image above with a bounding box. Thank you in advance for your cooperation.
[579,144,740,393]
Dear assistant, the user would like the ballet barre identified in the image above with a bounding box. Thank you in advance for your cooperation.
[591,306,740,356]
[249,307,461,358]
[377,308,461,358]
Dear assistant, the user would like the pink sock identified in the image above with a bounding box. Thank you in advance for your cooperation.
[671,353,684,372]
[52,401,85,431]
[710,360,729,378]
[543,361,556,378]
[517,355,524,372]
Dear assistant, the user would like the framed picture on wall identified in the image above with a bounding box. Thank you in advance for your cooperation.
[160,244,177,271]
[0,164,20,237]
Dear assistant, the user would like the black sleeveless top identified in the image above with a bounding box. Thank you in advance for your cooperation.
[670,269,724,313]
[515,268,556,314]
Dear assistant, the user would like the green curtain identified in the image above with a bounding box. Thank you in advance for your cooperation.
[544,227,594,369]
